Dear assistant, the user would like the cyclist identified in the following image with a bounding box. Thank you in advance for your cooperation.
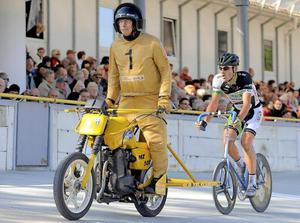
[105,3,172,193]
[196,52,262,197]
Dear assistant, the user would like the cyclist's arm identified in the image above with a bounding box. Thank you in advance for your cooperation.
[238,92,251,121]
[204,92,221,122]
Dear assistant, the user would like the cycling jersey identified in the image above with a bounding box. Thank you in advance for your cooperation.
[212,71,260,111]
[212,71,262,135]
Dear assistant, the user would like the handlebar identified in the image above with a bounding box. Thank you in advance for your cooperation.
[64,107,162,115]
[197,110,237,123]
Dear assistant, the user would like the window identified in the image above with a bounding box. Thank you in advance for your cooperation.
[264,40,273,72]
[99,7,114,48]
[218,31,228,58]
[163,18,176,57]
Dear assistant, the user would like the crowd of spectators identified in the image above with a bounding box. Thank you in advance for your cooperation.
[0,47,109,103]
[0,47,299,119]
[170,65,300,119]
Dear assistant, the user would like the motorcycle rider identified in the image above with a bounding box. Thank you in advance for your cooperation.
[105,3,172,193]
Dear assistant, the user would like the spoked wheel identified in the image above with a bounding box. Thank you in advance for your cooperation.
[134,167,167,217]
[212,160,237,215]
[249,153,272,212]
[53,152,96,220]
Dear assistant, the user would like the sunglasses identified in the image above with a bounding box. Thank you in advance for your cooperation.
[219,66,232,71]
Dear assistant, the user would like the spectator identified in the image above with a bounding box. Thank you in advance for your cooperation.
[73,80,85,93]
[40,56,51,69]
[269,99,286,117]
[0,72,9,92]
[48,89,59,99]
[38,70,55,97]
[0,78,5,93]
[184,85,196,97]
[191,98,205,111]
[77,51,86,69]
[7,84,20,94]
[55,77,68,99]
[81,68,90,87]
[50,49,61,69]
[62,50,76,68]
[34,65,48,88]
[67,92,80,101]
[178,98,192,110]
[26,58,36,89]
[87,82,99,99]
[32,47,45,66]
[30,88,40,97]
[179,66,192,82]
[67,64,78,90]
[78,88,90,102]
[81,60,91,70]
[86,56,97,71]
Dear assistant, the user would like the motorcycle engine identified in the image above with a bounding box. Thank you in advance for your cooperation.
[108,148,135,195]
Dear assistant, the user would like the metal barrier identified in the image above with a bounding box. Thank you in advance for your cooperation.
[1,94,299,171]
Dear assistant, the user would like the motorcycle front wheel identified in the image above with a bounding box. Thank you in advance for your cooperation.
[53,152,96,220]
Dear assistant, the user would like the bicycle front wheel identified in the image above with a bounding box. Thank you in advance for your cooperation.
[212,160,237,215]
[249,153,272,212]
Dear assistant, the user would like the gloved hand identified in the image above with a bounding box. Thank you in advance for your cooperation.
[233,117,244,129]
[104,98,115,109]
[195,120,207,131]
[158,96,172,113]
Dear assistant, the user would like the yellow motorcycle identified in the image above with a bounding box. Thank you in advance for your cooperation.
[53,104,220,220]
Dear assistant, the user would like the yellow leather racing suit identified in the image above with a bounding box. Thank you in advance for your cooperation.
[107,33,171,178]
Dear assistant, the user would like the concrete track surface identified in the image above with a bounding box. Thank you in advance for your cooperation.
[0,171,299,223]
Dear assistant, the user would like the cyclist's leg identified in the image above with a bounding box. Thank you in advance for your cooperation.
[241,131,256,174]
[223,128,240,161]
[241,106,263,196]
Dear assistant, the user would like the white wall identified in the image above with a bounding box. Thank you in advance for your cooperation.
[74,0,97,57]
[49,0,73,56]
[8,0,300,89]
[0,0,26,91]
[199,7,215,77]
[48,111,300,172]
[292,29,300,87]
[181,4,197,77]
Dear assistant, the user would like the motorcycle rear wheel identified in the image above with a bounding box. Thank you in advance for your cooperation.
[53,152,96,220]
[134,167,167,217]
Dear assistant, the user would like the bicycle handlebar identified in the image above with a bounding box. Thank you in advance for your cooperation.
[197,110,237,123]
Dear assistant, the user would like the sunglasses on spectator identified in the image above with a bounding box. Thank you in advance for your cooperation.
[219,66,232,71]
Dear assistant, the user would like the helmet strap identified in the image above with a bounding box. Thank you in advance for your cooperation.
[123,29,140,41]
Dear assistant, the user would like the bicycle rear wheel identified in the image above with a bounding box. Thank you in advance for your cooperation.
[249,153,272,212]
[212,160,237,215]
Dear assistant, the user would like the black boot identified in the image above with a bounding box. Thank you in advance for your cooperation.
[144,177,160,194]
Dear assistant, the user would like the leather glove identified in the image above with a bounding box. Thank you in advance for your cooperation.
[158,96,172,113]
[195,120,207,131]
[104,98,115,109]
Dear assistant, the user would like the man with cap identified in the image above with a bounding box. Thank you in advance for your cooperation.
[99,56,109,96]
[105,3,172,193]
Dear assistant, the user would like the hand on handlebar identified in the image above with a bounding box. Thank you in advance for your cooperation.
[232,117,244,129]
[195,120,208,131]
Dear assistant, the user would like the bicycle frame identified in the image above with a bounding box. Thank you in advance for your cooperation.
[197,111,248,190]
